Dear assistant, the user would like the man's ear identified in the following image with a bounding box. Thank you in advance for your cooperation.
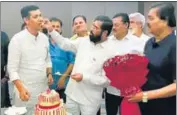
[24,17,29,25]
[103,30,108,37]
[125,22,129,29]
[163,17,169,27]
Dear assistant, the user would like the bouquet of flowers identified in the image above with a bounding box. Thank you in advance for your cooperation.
[103,53,149,115]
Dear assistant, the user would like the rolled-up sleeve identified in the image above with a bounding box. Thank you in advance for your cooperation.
[7,37,21,82]
[82,69,110,87]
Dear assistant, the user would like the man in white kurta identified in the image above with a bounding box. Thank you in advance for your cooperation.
[8,28,52,114]
[44,16,114,115]
[104,13,150,115]
[8,5,52,115]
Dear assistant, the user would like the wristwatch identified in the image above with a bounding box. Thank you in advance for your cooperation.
[142,92,148,103]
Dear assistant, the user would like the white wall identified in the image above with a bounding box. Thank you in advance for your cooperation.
[1,1,138,39]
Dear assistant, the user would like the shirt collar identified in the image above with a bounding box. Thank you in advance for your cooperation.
[98,41,107,48]
[139,33,149,39]
[24,28,40,39]
[90,39,108,49]
[110,33,132,41]
[139,33,145,38]
[151,32,175,46]
[72,32,90,39]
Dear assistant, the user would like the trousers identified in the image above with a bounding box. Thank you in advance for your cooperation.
[66,96,100,115]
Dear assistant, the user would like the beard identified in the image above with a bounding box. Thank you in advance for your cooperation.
[89,31,102,43]
[42,28,48,35]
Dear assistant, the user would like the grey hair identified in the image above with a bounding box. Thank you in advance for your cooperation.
[129,12,145,28]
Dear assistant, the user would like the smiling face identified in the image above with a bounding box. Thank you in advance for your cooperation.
[72,17,87,35]
[24,9,43,32]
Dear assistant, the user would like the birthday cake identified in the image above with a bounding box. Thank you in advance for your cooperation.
[35,89,66,115]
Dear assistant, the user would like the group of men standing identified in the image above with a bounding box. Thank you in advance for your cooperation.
[1,2,176,115]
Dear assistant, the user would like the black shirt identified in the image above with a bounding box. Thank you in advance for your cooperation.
[1,31,9,78]
[143,32,176,90]
[139,32,176,115]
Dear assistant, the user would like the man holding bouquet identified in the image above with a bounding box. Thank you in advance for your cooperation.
[104,13,148,115]
[128,3,176,115]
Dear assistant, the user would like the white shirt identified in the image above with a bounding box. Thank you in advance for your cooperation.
[139,33,150,40]
[49,30,114,106]
[8,29,51,107]
[132,33,150,53]
[105,33,148,96]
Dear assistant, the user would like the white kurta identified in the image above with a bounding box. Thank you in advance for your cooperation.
[132,33,150,53]
[106,33,150,96]
[8,29,52,114]
[49,31,113,107]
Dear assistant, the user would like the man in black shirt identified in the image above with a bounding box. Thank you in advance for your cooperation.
[127,3,176,115]
[1,31,11,107]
